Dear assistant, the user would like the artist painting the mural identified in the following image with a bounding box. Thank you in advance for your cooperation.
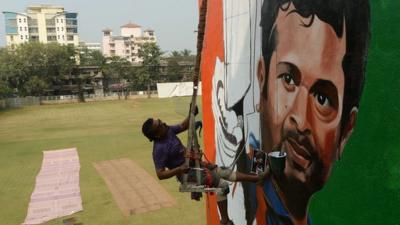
[257,0,370,224]
[141,108,265,225]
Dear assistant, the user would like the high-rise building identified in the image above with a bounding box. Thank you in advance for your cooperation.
[3,5,79,47]
[102,22,157,63]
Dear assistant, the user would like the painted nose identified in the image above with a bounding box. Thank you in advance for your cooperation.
[288,87,310,134]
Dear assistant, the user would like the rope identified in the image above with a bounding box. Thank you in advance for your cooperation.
[182,0,208,188]
[184,0,264,185]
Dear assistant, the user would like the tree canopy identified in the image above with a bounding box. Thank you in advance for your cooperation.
[0,42,194,99]
[136,42,163,89]
[0,43,75,97]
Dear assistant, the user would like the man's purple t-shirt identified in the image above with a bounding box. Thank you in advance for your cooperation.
[152,125,185,170]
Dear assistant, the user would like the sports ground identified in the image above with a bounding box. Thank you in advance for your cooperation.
[0,97,206,225]
[0,83,399,224]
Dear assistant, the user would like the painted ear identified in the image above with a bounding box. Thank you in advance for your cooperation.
[338,107,358,160]
[257,57,266,91]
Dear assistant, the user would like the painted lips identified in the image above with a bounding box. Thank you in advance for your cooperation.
[285,137,312,170]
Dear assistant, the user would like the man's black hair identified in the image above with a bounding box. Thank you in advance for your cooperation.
[260,0,370,134]
[142,118,155,142]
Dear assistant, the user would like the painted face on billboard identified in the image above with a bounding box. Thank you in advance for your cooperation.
[258,4,349,192]
[204,0,369,224]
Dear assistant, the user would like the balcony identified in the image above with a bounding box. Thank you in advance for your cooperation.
[29,28,39,34]
[46,28,56,34]
[66,28,78,34]
[66,20,78,27]
[47,36,57,41]
[28,19,38,26]
[45,19,56,27]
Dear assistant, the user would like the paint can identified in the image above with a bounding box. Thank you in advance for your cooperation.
[268,151,286,175]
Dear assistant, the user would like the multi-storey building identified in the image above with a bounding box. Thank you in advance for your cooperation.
[102,23,157,63]
[3,5,79,47]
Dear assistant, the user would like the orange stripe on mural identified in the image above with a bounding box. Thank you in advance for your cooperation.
[199,0,224,224]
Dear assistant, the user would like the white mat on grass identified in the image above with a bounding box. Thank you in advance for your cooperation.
[23,148,83,225]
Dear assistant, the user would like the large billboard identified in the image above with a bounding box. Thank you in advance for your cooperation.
[200,0,371,224]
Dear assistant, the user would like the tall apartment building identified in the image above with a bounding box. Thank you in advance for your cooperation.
[102,23,157,63]
[3,5,79,47]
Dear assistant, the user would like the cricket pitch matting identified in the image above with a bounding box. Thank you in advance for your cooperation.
[93,158,177,216]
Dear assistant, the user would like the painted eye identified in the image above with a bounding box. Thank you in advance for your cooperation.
[314,92,330,107]
[282,73,295,85]
[278,73,296,92]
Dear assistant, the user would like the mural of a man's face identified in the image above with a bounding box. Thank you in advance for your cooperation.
[258,5,354,193]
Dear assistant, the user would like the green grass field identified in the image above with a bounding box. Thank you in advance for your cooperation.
[0,97,206,225]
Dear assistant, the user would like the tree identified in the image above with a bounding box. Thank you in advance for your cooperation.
[170,50,182,58]
[166,51,183,82]
[181,49,192,57]
[180,49,196,62]
[137,43,163,97]
[0,43,76,97]
[79,49,106,67]
[24,76,49,96]
[0,49,13,98]
[8,43,47,96]
[164,49,196,82]
[88,50,107,68]
[77,49,108,100]
[0,48,17,97]
[103,56,131,99]
[45,43,76,89]
[0,79,13,98]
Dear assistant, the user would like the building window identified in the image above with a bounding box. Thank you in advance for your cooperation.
[29,28,38,33]
[30,36,39,42]
[21,35,23,40]
[58,35,60,39]
[45,19,55,26]
[24,18,26,23]
[67,28,78,33]
[28,18,38,26]
[26,35,28,39]
[19,18,21,23]
[47,36,57,41]
[61,19,63,23]
[47,28,56,33]
[62,27,64,31]
[62,35,65,40]
[25,27,27,31]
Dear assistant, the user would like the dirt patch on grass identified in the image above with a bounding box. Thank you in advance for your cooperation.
[93,158,177,216]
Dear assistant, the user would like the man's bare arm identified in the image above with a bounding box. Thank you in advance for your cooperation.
[180,117,190,131]
[156,165,189,180]
[180,106,198,131]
